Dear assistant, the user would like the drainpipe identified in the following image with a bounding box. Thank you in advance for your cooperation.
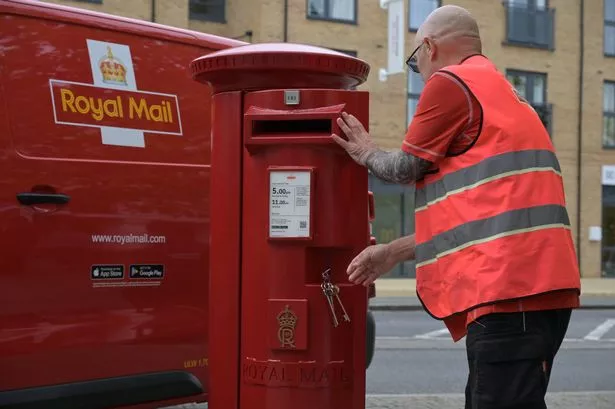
[283,0,288,42]
[151,0,156,22]
[576,0,585,268]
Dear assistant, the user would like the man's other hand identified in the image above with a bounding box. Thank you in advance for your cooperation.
[332,112,377,166]
[347,243,398,286]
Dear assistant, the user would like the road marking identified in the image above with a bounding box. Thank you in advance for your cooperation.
[413,328,449,339]
[584,319,615,341]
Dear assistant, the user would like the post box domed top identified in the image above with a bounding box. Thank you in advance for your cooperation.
[190,43,371,94]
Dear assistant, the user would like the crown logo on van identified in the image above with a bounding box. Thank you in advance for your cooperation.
[99,46,128,86]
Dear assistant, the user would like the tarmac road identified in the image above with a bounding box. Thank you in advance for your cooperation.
[368,309,615,393]
[162,309,615,409]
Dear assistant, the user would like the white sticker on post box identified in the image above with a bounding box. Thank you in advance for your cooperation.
[269,170,311,238]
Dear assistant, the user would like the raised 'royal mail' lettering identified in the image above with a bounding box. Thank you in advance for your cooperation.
[50,80,181,135]
[242,358,352,389]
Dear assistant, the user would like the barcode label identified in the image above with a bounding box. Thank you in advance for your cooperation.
[299,221,307,229]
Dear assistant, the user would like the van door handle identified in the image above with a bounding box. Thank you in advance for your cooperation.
[16,192,71,205]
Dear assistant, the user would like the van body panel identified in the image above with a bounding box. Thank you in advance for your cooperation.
[0,1,245,405]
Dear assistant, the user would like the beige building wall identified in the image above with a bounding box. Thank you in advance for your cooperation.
[580,0,615,278]
[40,0,614,279]
[454,0,586,273]
[46,0,151,20]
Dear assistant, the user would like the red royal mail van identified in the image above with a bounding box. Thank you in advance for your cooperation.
[0,1,376,408]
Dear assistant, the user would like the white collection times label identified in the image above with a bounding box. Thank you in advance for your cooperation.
[269,170,311,238]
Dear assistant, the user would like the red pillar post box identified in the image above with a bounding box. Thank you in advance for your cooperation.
[190,43,372,409]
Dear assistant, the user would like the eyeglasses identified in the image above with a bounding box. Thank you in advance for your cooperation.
[405,43,423,73]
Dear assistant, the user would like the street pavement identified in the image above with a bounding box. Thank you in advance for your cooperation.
[370,277,615,310]
[364,391,615,408]
[369,295,615,310]
[166,392,615,409]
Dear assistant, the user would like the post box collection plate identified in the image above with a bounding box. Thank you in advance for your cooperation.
[269,167,313,239]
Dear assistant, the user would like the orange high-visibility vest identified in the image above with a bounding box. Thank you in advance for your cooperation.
[414,55,581,320]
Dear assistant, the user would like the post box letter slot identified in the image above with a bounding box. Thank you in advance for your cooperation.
[252,119,332,137]
[244,104,346,147]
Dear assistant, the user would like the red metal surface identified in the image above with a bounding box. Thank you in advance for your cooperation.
[207,91,243,409]
[240,90,369,409]
[193,42,371,409]
[190,43,371,94]
[0,1,244,406]
[368,282,376,299]
[2,0,244,49]
[368,191,375,221]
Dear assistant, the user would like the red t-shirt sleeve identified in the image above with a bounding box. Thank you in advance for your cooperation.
[401,71,476,164]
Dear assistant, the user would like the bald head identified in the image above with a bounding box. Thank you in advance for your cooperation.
[411,5,482,81]
[418,5,481,46]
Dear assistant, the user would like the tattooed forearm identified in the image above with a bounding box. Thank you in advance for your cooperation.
[365,149,432,184]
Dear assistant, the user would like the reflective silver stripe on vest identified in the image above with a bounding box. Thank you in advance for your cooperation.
[415,150,562,211]
[415,204,571,268]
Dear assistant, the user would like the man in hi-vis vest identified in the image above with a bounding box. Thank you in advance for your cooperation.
[332,4,581,409]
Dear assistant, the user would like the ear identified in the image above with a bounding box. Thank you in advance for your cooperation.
[424,37,437,61]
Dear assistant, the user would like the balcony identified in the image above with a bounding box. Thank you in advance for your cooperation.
[503,2,555,50]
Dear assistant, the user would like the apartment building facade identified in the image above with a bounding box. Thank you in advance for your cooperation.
[42,0,615,279]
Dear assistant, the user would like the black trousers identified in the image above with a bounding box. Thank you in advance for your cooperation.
[465,308,572,409]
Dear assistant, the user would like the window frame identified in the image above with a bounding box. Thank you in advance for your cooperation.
[189,0,226,23]
[506,69,553,136]
[502,0,555,51]
[306,0,358,25]
[506,69,547,105]
[605,0,615,57]
[604,81,615,149]
[408,0,441,32]
[368,173,416,278]
[406,71,424,127]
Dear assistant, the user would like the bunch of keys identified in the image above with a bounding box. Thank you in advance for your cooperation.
[321,268,351,327]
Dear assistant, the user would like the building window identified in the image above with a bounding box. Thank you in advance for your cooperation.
[368,174,416,278]
[407,71,424,125]
[189,0,225,23]
[604,82,615,148]
[506,69,552,135]
[606,0,615,56]
[409,0,439,31]
[503,0,554,50]
[307,0,357,24]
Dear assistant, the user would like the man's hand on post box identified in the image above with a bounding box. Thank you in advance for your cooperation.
[332,112,433,185]
[347,235,416,286]
[331,112,378,165]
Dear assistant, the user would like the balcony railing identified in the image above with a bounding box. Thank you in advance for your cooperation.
[532,103,553,136]
[503,2,555,50]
